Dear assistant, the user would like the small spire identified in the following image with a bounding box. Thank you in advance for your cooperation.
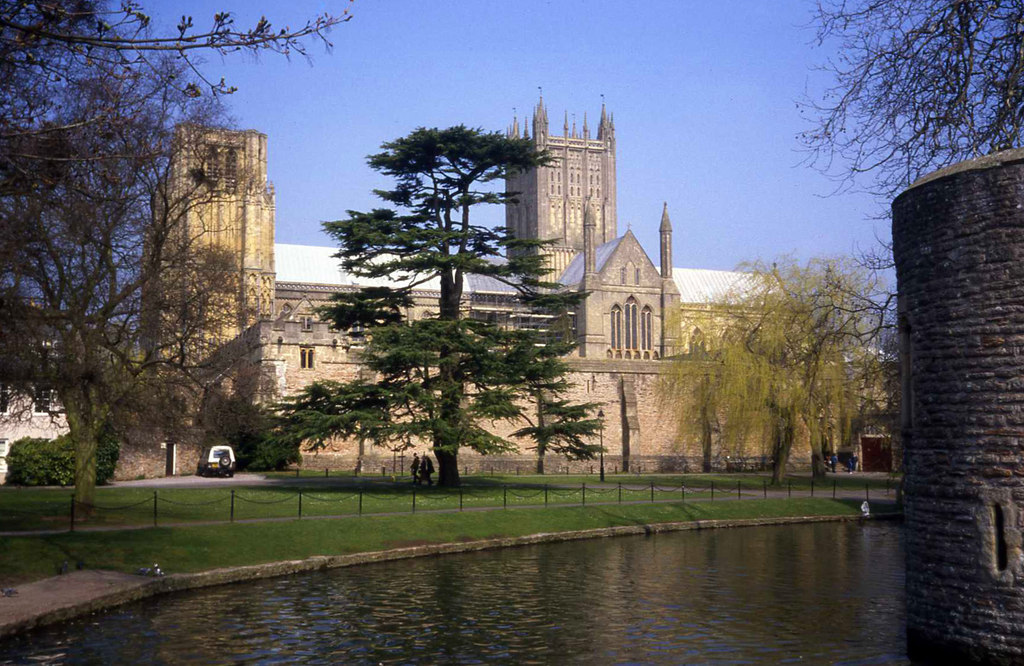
[512,114,519,137]
[600,95,608,125]
[523,124,529,140]
[660,202,672,232]
[583,111,589,137]
[564,111,569,135]
[572,113,577,138]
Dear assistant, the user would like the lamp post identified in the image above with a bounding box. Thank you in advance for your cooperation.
[598,409,605,482]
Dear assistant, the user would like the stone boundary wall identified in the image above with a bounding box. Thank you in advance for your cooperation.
[0,513,898,640]
[297,453,769,476]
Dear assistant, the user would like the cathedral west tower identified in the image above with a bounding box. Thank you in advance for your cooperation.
[505,96,617,278]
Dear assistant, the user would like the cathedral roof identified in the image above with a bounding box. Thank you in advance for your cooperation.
[275,243,516,294]
[276,242,749,304]
[558,237,622,286]
[670,267,752,303]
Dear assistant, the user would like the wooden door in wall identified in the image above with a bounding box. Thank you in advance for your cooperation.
[859,435,891,473]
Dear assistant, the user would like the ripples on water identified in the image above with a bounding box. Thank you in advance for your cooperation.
[0,522,907,664]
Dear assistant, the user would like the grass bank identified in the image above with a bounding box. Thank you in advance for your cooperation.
[0,473,899,532]
[0,498,897,586]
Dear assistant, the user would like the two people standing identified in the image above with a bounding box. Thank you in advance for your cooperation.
[411,452,435,486]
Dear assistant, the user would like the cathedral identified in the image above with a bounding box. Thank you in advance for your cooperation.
[0,100,767,480]
[198,98,751,473]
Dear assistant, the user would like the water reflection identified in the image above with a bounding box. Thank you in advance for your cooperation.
[0,522,907,664]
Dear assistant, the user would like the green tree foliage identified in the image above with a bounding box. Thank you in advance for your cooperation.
[275,126,601,486]
[665,257,889,483]
[803,0,1024,199]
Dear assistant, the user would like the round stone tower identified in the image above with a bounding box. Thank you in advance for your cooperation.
[893,150,1024,665]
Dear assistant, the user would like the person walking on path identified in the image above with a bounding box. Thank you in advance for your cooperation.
[411,454,421,485]
[830,453,838,473]
[421,454,435,486]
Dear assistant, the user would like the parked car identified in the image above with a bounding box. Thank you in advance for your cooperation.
[197,445,236,478]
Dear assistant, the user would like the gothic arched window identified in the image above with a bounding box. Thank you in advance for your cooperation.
[641,306,653,351]
[610,306,622,349]
[690,327,706,355]
[224,148,238,189]
[624,298,639,350]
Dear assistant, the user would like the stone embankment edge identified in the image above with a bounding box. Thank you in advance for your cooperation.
[0,512,900,639]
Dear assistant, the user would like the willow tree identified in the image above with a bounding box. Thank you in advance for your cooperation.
[665,257,887,482]
[276,126,600,487]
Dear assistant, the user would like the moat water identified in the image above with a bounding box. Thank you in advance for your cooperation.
[0,522,907,664]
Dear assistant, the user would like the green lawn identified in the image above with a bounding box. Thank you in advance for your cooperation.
[0,498,897,586]
[0,473,899,532]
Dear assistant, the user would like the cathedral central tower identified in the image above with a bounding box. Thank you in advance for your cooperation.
[505,96,617,278]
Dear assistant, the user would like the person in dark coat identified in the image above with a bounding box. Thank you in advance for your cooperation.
[421,454,435,486]
[411,453,421,485]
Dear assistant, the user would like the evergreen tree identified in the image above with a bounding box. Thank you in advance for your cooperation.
[277,126,601,486]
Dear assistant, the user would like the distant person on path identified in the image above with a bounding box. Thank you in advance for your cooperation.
[411,453,421,485]
[421,454,435,486]
[830,453,838,473]
[851,454,859,473]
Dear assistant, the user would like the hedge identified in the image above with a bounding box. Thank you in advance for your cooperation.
[6,429,120,486]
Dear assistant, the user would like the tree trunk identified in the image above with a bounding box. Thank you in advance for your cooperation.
[811,428,828,478]
[435,448,460,487]
[63,396,100,510]
[535,395,546,474]
[700,408,713,473]
[771,408,796,485]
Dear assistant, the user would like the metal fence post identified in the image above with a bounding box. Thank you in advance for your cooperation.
[682,483,686,502]
[618,482,622,504]
[69,495,75,532]
[358,488,363,516]
[230,489,235,523]
[763,479,767,499]
[650,481,655,503]
[153,491,158,527]
[737,481,741,500]
[711,481,715,501]
[298,490,303,519]
[788,481,791,498]
[459,487,463,511]
[582,483,586,506]
[503,485,507,509]
[544,484,548,507]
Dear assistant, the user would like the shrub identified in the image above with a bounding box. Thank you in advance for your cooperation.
[5,437,74,486]
[5,427,120,486]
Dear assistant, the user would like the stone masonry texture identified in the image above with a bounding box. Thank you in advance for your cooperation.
[893,150,1024,665]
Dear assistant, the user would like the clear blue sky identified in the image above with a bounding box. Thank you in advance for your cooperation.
[150,1,884,273]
